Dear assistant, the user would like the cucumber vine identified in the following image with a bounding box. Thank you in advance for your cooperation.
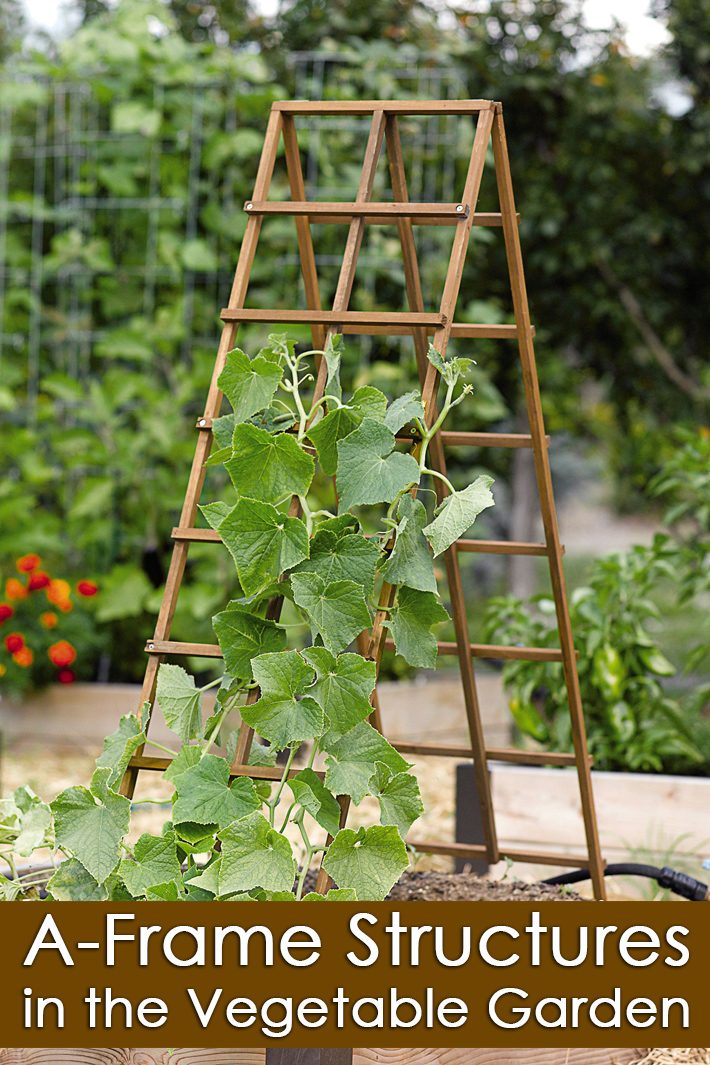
[0,337,494,902]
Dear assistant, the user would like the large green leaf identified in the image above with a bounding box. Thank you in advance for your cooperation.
[371,764,423,835]
[51,768,130,884]
[291,572,371,655]
[156,664,202,743]
[95,711,146,788]
[213,601,286,681]
[242,650,323,748]
[172,754,262,828]
[350,386,388,421]
[217,348,282,423]
[303,646,375,737]
[386,587,449,669]
[380,495,437,593]
[384,391,424,433]
[119,830,182,898]
[323,825,409,900]
[219,812,296,895]
[215,498,309,596]
[323,721,409,803]
[322,333,343,403]
[336,419,420,512]
[288,768,341,837]
[423,475,495,556]
[226,424,315,504]
[307,406,361,475]
[292,523,379,594]
[164,743,202,785]
[0,786,53,857]
[47,858,108,901]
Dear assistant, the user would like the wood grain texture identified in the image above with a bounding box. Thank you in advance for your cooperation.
[352,1052,645,1064]
[0,1052,646,1065]
[0,1053,265,1064]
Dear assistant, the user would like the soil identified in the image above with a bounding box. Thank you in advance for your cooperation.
[387,870,580,901]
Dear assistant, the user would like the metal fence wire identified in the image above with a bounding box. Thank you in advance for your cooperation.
[0,53,467,422]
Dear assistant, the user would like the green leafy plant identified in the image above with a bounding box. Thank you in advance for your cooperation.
[483,541,704,774]
[1,337,493,901]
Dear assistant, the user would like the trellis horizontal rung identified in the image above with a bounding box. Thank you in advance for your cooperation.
[170,527,555,558]
[147,638,568,664]
[386,639,567,663]
[219,308,445,327]
[128,754,325,782]
[393,741,588,767]
[245,200,472,223]
[405,840,592,868]
[272,99,498,115]
[337,322,531,338]
[194,417,544,448]
[456,539,551,556]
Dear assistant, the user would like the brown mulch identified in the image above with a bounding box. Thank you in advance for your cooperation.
[387,869,580,901]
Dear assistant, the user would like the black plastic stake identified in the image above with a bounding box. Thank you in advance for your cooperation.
[455,762,489,874]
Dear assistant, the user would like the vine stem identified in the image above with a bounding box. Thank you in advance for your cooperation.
[268,745,299,826]
[145,738,180,758]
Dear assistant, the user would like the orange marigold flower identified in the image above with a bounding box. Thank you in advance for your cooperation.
[46,579,71,606]
[28,571,51,591]
[16,554,41,573]
[5,578,28,601]
[77,579,99,597]
[13,646,33,668]
[40,611,58,629]
[0,603,13,623]
[4,632,24,654]
[48,640,77,668]
[56,599,73,613]
[57,668,76,684]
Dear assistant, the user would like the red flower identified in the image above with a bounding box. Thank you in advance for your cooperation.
[77,579,99,597]
[48,640,77,668]
[0,603,13,623]
[28,571,51,591]
[57,668,76,684]
[16,554,41,573]
[4,632,24,654]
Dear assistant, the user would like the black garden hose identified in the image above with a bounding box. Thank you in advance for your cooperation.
[542,863,709,901]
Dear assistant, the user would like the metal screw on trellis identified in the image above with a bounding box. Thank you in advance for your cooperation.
[119,98,607,902]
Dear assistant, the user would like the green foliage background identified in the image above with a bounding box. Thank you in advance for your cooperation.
[0,0,707,716]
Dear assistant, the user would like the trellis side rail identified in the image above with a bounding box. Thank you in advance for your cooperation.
[119,98,607,902]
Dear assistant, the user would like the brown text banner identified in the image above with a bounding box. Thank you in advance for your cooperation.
[4,902,708,1048]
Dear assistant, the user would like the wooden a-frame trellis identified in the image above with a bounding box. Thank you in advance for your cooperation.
[119,98,607,902]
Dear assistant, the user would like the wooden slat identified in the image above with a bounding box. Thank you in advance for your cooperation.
[150,638,568,664]
[171,529,553,555]
[312,109,391,895]
[219,308,444,326]
[439,641,565,662]
[282,113,326,348]
[338,321,529,337]
[272,99,497,115]
[128,754,324,782]
[406,839,591,867]
[456,538,549,556]
[492,107,606,899]
[440,430,545,447]
[172,526,220,543]
[119,108,284,801]
[394,741,585,767]
[384,109,500,866]
[245,200,470,222]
